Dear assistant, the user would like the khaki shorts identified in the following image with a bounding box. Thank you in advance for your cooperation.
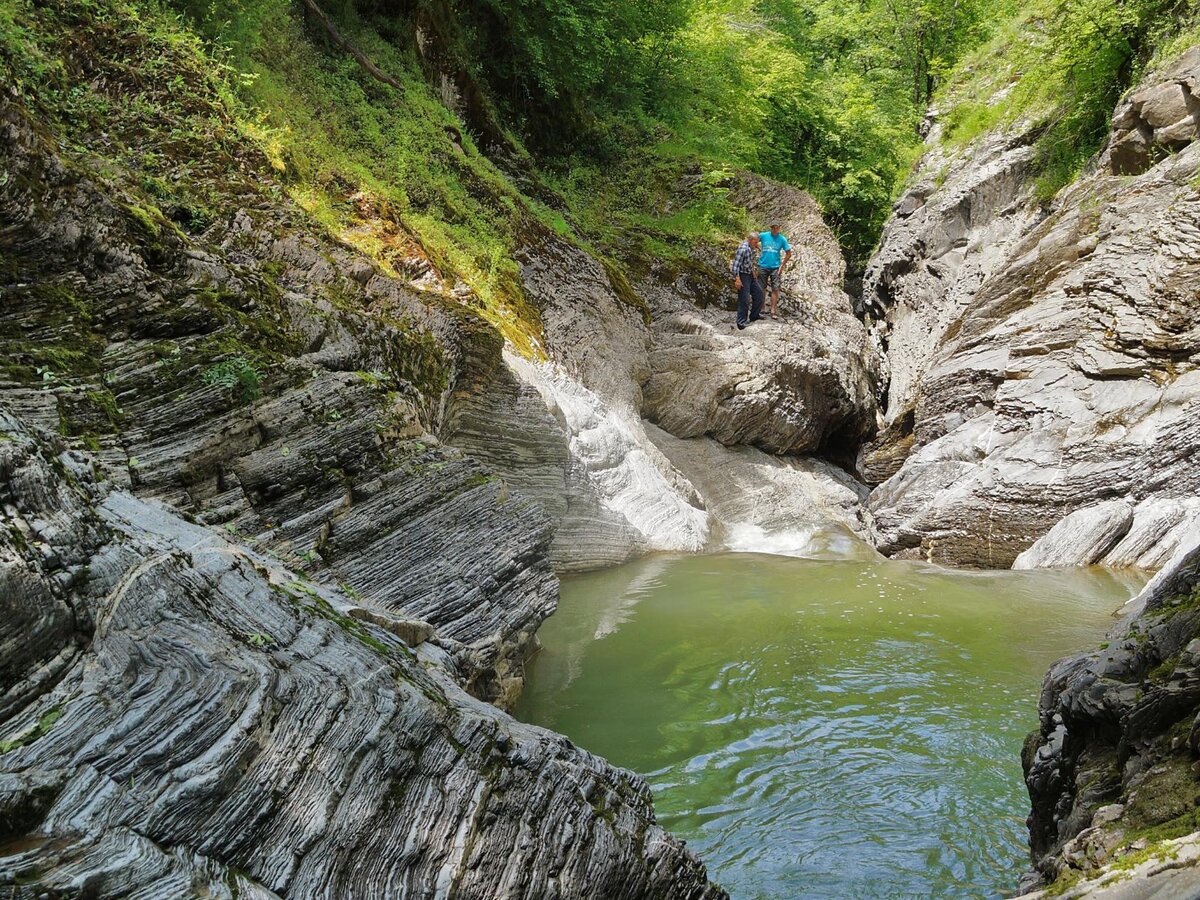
[759,267,782,291]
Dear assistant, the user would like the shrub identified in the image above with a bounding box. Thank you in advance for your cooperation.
[202,356,263,404]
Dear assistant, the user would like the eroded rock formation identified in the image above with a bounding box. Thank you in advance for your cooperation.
[0,9,869,887]
[0,94,553,708]
[447,175,882,572]
[863,47,1200,568]
[1021,536,1200,894]
[0,413,723,899]
[0,66,734,893]
[640,174,879,459]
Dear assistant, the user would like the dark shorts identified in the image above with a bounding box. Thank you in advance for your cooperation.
[759,267,781,291]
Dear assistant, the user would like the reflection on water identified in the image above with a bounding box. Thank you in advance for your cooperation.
[515,554,1145,899]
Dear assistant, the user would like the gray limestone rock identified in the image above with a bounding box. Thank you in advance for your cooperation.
[639,175,880,457]
[446,177,880,572]
[1102,47,1200,175]
[0,413,724,899]
[1013,501,1134,569]
[865,47,1200,568]
[0,94,555,707]
[645,422,876,558]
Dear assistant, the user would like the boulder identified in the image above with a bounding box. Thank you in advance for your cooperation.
[639,174,880,457]
[1013,501,1134,569]
[1102,47,1200,175]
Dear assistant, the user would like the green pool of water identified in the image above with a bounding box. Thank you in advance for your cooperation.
[514,553,1146,899]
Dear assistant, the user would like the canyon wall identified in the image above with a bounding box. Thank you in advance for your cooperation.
[0,412,723,899]
[862,48,1200,570]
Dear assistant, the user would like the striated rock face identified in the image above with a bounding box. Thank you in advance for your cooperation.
[861,122,1042,438]
[864,47,1200,567]
[1021,537,1200,892]
[0,414,724,899]
[0,93,558,707]
[1013,499,1200,571]
[446,234,712,572]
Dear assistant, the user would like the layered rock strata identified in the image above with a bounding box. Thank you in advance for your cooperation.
[1022,537,1200,894]
[863,48,1200,568]
[0,94,554,706]
[0,413,724,899]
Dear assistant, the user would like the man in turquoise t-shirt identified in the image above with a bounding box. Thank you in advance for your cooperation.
[757,223,792,318]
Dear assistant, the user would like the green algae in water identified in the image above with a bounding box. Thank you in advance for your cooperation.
[515,553,1146,899]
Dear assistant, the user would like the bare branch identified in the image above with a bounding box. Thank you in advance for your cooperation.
[298,0,403,91]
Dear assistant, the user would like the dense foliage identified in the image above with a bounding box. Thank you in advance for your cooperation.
[2,0,1196,322]
[425,0,1000,262]
[941,0,1200,198]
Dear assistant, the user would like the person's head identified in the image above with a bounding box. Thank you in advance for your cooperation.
[748,233,761,248]
[769,223,781,237]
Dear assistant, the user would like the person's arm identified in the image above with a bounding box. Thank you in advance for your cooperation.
[780,236,792,270]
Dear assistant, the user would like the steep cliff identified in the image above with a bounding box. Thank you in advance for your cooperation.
[862,47,1200,569]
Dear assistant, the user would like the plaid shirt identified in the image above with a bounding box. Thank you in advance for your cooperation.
[731,240,757,276]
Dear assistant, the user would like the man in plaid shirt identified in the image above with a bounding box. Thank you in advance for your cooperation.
[730,233,764,330]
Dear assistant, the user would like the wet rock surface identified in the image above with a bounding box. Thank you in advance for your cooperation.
[863,47,1200,567]
[448,177,880,572]
[1022,538,1200,892]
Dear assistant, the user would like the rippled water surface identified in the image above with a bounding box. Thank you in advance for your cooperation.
[515,553,1146,899]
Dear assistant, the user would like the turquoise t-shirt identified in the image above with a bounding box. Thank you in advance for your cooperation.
[758,232,791,269]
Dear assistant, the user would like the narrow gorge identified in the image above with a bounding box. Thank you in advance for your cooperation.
[2,0,1200,896]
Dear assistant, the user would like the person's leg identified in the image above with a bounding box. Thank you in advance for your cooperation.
[749,277,764,322]
[757,269,772,316]
[736,277,750,328]
[768,269,781,315]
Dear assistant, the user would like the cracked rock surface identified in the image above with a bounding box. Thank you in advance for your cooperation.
[1021,537,1200,893]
